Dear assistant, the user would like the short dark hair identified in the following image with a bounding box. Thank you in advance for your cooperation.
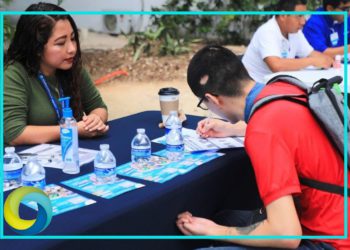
[323,0,350,10]
[187,45,251,99]
[275,0,307,11]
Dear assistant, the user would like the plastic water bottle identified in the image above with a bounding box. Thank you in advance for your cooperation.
[59,97,80,174]
[334,54,342,69]
[131,128,151,163]
[94,144,117,184]
[166,126,184,161]
[21,157,46,190]
[3,147,23,189]
[165,110,182,135]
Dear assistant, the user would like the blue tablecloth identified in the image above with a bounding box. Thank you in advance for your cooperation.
[2,111,261,250]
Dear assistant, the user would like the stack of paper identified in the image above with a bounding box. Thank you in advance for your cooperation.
[152,128,244,152]
[18,144,98,169]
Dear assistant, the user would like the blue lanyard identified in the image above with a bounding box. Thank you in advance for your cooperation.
[244,82,265,123]
[38,72,64,122]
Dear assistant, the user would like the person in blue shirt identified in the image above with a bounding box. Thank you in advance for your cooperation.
[303,0,350,58]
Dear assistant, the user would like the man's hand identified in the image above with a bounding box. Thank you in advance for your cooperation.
[197,119,245,138]
[176,211,225,236]
[311,54,333,69]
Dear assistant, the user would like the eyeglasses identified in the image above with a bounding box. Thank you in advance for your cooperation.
[197,96,209,110]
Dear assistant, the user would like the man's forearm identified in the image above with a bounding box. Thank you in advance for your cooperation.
[265,57,316,72]
[207,196,302,249]
[221,220,300,249]
[323,46,346,58]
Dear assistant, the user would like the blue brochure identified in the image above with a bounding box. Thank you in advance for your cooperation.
[62,173,145,199]
[116,150,224,183]
[23,184,96,216]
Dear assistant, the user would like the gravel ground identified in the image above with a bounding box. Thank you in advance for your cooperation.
[80,31,246,121]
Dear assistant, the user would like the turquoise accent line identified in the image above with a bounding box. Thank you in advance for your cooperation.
[343,11,348,238]
[0,9,348,240]
[1,235,347,240]
[0,13,4,239]
[0,11,347,15]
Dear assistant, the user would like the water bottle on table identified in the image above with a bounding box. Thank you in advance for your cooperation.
[3,147,23,189]
[59,97,80,174]
[164,110,182,135]
[166,126,184,161]
[94,144,117,184]
[21,157,46,190]
[131,128,151,163]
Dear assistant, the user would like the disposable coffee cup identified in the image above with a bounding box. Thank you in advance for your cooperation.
[158,87,180,123]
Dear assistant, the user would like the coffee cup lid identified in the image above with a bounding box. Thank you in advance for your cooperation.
[158,87,180,96]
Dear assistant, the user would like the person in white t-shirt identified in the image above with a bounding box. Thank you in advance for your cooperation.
[242,0,333,83]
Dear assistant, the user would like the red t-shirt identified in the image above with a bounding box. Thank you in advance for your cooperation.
[245,82,349,249]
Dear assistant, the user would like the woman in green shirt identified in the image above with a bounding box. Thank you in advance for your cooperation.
[4,2,109,145]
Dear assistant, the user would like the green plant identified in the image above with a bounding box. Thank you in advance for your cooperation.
[160,34,190,56]
[128,25,164,62]
[2,0,14,43]
[4,16,14,42]
[150,0,323,45]
[128,22,189,62]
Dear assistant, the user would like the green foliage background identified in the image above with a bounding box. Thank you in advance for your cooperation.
[151,0,322,45]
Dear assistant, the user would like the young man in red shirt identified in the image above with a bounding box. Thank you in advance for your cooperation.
[176,45,348,249]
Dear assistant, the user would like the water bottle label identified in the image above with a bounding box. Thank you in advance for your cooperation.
[165,127,182,135]
[166,144,184,152]
[132,148,151,157]
[61,127,79,164]
[22,179,46,190]
[4,168,22,181]
[94,166,116,177]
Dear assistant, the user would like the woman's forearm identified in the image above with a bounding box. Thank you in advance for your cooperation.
[10,125,60,145]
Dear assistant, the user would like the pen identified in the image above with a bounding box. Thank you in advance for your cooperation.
[206,111,212,125]
[18,153,37,156]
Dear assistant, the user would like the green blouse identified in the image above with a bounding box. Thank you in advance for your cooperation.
[4,61,107,144]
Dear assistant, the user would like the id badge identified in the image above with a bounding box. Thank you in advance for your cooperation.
[330,32,339,46]
[281,40,289,58]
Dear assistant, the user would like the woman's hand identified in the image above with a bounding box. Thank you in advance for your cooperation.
[82,114,108,131]
[77,119,109,138]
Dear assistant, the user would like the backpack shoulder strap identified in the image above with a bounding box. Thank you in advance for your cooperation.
[266,74,309,91]
[248,75,310,121]
[300,177,349,196]
[248,94,307,121]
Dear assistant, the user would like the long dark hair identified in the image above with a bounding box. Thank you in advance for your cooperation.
[5,2,83,119]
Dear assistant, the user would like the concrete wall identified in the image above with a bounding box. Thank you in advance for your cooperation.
[3,0,166,34]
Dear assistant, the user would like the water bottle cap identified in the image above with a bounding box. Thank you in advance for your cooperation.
[5,147,15,153]
[59,96,73,118]
[169,111,178,116]
[137,128,145,134]
[100,144,110,150]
